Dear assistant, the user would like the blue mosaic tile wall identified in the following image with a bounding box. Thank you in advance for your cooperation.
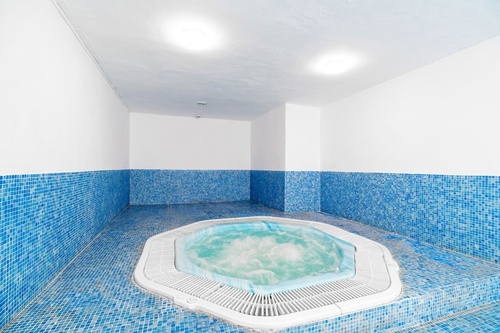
[250,170,285,211]
[251,171,320,212]
[0,170,129,328]
[321,172,500,263]
[285,171,320,212]
[130,169,250,205]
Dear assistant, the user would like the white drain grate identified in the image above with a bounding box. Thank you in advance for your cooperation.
[202,279,378,316]
[134,216,402,331]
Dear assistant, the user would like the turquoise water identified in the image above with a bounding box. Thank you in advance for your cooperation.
[175,221,355,294]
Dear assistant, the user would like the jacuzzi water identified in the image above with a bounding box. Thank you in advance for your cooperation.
[175,221,355,294]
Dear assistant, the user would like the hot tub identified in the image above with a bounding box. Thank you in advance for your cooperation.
[134,216,402,331]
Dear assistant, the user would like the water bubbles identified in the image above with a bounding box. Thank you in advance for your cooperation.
[183,222,344,286]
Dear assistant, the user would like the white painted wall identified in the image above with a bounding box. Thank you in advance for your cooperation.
[321,36,500,176]
[251,105,286,171]
[251,103,321,171]
[130,113,250,170]
[0,0,129,175]
[285,104,321,171]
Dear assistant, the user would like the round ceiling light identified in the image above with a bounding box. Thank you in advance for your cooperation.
[310,53,361,75]
[167,17,221,52]
[179,28,209,51]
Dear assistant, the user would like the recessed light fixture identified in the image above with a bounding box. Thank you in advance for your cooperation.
[166,17,221,52]
[310,52,361,75]
[180,28,209,51]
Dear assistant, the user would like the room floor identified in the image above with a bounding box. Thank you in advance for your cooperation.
[401,302,500,332]
[2,201,499,333]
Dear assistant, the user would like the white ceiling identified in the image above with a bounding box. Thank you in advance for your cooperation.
[54,0,500,120]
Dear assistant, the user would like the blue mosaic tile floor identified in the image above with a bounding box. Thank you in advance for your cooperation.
[2,201,500,333]
[401,301,500,333]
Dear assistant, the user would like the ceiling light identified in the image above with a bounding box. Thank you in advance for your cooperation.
[180,28,209,51]
[310,53,361,75]
[167,17,221,52]
[323,59,356,74]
